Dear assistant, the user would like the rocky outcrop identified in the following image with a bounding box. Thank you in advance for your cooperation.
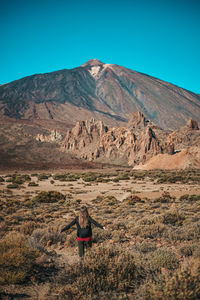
[62,112,175,166]
[36,130,63,143]
[167,118,200,151]
[186,119,199,130]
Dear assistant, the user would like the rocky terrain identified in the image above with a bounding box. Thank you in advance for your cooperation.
[0,59,200,170]
[61,112,200,168]
[0,59,200,130]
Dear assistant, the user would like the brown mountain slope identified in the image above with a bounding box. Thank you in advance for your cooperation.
[0,59,200,130]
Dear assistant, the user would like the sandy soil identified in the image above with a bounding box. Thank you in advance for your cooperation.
[1,171,199,203]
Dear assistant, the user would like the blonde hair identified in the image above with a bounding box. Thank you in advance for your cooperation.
[79,206,89,228]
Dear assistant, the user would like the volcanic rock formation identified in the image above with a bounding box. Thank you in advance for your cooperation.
[62,112,176,166]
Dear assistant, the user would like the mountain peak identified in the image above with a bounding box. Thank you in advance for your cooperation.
[81,59,104,67]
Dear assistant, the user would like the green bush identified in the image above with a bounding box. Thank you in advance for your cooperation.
[180,194,200,202]
[6,183,19,189]
[53,173,80,182]
[38,173,50,181]
[32,191,65,204]
[28,182,39,187]
[0,176,5,182]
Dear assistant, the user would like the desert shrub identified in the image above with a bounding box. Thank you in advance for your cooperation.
[32,191,65,204]
[81,172,99,182]
[137,215,157,226]
[6,183,19,189]
[165,222,200,241]
[38,173,50,181]
[7,174,32,185]
[0,176,5,182]
[92,228,112,243]
[123,194,143,205]
[157,175,184,184]
[50,180,55,184]
[160,210,185,226]
[179,244,198,257]
[153,192,176,203]
[145,258,200,299]
[53,173,80,182]
[180,194,200,202]
[133,241,157,253]
[147,248,180,271]
[20,221,39,236]
[0,232,39,285]
[56,246,144,299]
[115,172,130,181]
[131,224,166,239]
[5,177,13,182]
[96,177,111,183]
[28,181,39,186]
[131,171,146,180]
[30,226,65,249]
[102,195,118,206]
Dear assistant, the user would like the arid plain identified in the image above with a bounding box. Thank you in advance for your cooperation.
[0,168,200,299]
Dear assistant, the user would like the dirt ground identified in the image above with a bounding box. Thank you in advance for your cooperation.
[0,169,199,203]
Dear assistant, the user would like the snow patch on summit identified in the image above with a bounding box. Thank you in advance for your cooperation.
[89,66,101,78]
[88,64,114,79]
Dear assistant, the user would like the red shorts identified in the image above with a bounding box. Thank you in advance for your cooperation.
[77,236,92,241]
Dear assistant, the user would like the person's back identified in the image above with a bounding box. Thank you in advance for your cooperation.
[61,205,105,258]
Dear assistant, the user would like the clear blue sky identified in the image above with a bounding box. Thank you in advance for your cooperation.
[1,0,200,93]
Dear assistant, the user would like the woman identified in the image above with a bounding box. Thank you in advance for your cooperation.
[61,206,105,258]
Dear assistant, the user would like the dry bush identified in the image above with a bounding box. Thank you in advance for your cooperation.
[102,195,118,206]
[144,258,200,300]
[63,230,77,248]
[130,223,167,239]
[157,210,185,226]
[0,232,39,285]
[30,225,65,249]
[146,248,180,271]
[54,246,144,299]
[165,222,200,241]
[133,241,157,254]
[179,243,199,257]
[92,228,112,243]
[20,221,40,236]
[123,195,143,206]
[153,192,176,203]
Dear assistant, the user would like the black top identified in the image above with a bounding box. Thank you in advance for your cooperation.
[61,216,103,238]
